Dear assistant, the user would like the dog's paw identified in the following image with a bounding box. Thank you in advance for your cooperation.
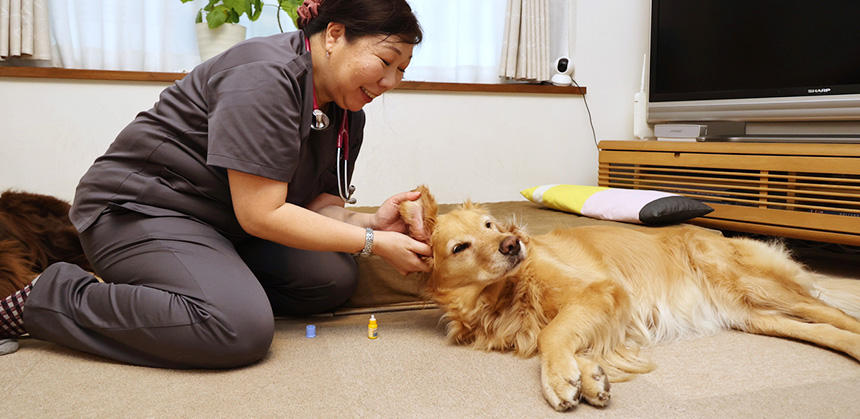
[580,362,611,407]
[540,355,582,411]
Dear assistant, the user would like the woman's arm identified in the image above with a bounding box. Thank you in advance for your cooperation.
[305,190,426,239]
[228,170,430,274]
[306,193,375,227]
[228,169,366,253]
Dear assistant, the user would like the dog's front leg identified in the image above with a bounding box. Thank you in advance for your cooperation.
[538,302,613,411]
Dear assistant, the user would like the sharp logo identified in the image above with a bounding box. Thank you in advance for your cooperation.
[808,87,832,94]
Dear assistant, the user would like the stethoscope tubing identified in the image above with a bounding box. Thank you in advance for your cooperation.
[305,35,356,204]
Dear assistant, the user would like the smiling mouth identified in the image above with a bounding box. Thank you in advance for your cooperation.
[361,87,378,99]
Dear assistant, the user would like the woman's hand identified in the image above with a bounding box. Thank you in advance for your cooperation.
[372,190,426,239]
[372,230,431,275]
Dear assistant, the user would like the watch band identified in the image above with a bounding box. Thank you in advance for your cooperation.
[359,227,374,256]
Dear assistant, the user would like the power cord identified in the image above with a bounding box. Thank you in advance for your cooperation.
[571,78,599,149]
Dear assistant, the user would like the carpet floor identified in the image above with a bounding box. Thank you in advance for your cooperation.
[4,305,859,418]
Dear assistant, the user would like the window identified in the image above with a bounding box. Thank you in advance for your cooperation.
[4,1,516,83]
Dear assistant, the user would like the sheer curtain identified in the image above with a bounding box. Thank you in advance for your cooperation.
[48,0,200,72]
[47,0,289,72]
[405,0,506,83]
[30,0,558,83]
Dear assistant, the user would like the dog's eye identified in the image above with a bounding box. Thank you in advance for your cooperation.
[484,221,493,229]
[452,242,471,254]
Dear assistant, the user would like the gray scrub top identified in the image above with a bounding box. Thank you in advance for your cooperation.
[70,31,365,241]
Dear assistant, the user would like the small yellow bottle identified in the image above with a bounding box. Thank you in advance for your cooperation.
[367,314,378,339]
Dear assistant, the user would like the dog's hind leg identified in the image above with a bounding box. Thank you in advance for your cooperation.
[783,301,860,334]
[727,239,860,334]
[744,312,860,361]
[739,272,860,335]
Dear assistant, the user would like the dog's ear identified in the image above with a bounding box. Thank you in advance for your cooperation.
[400,184,437,243]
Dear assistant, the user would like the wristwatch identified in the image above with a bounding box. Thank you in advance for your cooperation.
[358,227,374,256]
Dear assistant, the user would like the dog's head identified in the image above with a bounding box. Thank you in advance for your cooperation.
[401,186,529,292]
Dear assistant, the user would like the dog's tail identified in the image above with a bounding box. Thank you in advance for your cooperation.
[810,274,860,320]
[591,319,656,382]
[597,348,655,382]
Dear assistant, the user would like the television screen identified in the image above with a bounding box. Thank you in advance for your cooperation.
[650,0,860,102]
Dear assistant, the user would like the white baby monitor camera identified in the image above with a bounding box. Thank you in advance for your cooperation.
[551,56,574,86]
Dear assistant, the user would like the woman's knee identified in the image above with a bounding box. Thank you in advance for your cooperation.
[267,253,358,315]
[196,305,275,368]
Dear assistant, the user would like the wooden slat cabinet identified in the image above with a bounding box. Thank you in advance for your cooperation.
[598,141,860,245]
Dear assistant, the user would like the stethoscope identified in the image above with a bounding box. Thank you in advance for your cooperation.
[306,37,356,205]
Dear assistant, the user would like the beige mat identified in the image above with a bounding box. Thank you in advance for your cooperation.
[4,309,858,418]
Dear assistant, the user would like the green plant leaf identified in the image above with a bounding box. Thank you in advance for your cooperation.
[227,9,241,24]
[222,0,246,15]
[195,9,203,23]
[279,0,301,29]
[206,5,229,28]
[247,0,263,21]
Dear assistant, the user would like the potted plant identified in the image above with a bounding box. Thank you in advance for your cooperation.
[182,0,264,61]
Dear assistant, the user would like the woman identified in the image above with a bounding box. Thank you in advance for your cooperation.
[0,0,429,367]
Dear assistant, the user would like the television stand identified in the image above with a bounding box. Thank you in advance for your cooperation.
[598,140,860,245]
[703,134,860,143]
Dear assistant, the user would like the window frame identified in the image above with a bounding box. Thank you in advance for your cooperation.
[0,67,587,95]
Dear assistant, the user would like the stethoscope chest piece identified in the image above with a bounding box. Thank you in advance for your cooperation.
[311,109,330,131]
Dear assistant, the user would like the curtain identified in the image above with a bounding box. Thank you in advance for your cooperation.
[499,0,552,82]
[47,0,203,72]
[404,0,506,83]
[3,0,558,83]
[0,0,51,61]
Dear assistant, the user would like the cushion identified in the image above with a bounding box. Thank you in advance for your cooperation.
[520,184,713,226]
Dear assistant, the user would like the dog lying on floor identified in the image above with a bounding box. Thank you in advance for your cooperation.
[0,190,91,297]
[400,185,860,411]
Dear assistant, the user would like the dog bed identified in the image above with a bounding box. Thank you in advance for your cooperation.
[343,201,662,311]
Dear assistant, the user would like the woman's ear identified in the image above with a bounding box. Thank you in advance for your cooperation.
[324,22,346,52]
[400,184,437,243]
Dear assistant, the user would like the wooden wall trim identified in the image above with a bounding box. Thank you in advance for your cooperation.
[0,67,586,95]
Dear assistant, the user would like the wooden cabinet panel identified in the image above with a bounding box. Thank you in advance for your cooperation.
[598,141,860,245]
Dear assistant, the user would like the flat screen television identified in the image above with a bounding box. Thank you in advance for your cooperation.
[648,0,860,137]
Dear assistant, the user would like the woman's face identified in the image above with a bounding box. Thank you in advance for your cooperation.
[322,28,414,111]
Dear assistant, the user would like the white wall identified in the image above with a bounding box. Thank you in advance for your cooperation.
[0,1,652,205]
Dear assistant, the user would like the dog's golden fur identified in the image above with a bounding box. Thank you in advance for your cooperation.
[0,190,91,297]
[401,185,860,411]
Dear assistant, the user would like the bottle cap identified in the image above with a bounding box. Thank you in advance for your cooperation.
[305,324,316,338]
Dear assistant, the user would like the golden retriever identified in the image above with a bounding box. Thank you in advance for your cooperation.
[401,186,860,411]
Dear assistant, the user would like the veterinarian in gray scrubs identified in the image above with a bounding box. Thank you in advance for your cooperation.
[0,0,430,367]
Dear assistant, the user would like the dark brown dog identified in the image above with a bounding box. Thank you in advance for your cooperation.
[0,190,91,297]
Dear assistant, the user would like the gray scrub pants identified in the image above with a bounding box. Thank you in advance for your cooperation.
[22,208,357,368]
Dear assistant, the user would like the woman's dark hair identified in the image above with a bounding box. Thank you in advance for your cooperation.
[299,0,422,45]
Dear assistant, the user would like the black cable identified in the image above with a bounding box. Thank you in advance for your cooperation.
[571,78,599,149]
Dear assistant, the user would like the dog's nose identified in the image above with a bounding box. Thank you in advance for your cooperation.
[499,236,520,256]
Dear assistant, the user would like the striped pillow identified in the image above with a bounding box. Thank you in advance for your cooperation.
[520,184,713,225]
